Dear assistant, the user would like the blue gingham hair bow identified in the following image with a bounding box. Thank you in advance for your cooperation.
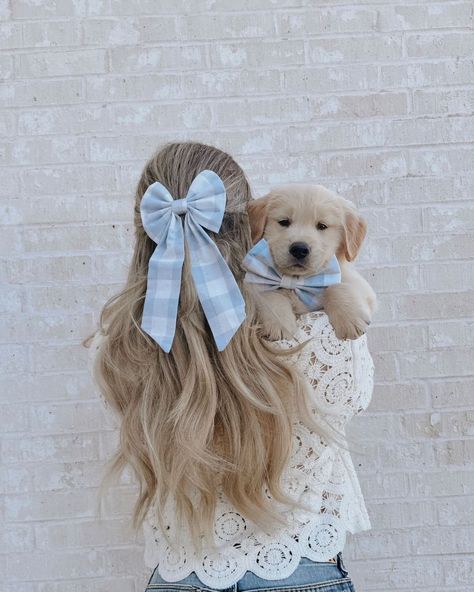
[140,170,246,352]
[242,238,341,310]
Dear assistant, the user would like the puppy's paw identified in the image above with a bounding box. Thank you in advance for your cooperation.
[261,315,298,341]
[263,324,287,341]
[328,308,370,340]
[323,283,371,341]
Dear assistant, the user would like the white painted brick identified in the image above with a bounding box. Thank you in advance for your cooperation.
[350,529,411,559]
[307,34,403,64]
[12,0,87,19]
[17,105,113,135]
[22,224,131,253]
[177,13,276,40]
[0,0,11,20]
[9,136,87,165]
[401,410,474,440]
[410,525,474,554]
[17,49,108,78]
[377,3,473,31]
[375,440,437,471]
[0,22,22,49]
[6,549,106,580]
[93,252,131,283]
[312,91,409,120]
[109,44,207,72]
[30,343,91,374]
[428,320,474,349]
[22,283,116,313]
[420,261,474,291]
[369,499,436,529]
[213,96,312,127]
[21,20,81,47]
[276,7,378,35]
[406,32,474,59]
[0,403,30,432]
[413,88,474,116]
[431,379,474,409]
[25,580,136,592]
[388,176,460,204]
[364,264,421,293]
[210,39,305,68]
[34,518,134,549]
[181,69,281,98]
[111,102,212,131]
[86,73,181,102]
[82,17,141,46]
[400,350,472,380]
[4,79,83,107]
[348,556,444,590]
[28,402,106,435]
[0,524,35,553]
[367,206,423,235]
[2,433,100,464]
[7,255,93,285]
[409,470,474,498]
[397,292,473,320]
[1,197,88,225]
[0,344,28,374]
[369,382,429,412]
[0,108,15,137]
[322,150,408,178]
[380,59,473,89]
[31,461,112,492]
[283,64,379,93]
[408,147,473,176]
[422,204,474,233]
[0,466,32,494]
[19,164,116,194]
[369,323,426,351]
[434,440,474,468]
[0,226,22,256]
[0,53,13,80]
[444,557,474,586]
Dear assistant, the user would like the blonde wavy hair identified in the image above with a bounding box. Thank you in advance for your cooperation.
[83,141,338,555]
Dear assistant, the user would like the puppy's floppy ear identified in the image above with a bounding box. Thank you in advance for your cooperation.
[247,195,271,243]
[338,203,367,262]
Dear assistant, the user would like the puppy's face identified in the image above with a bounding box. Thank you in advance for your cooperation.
[247,184,366,276]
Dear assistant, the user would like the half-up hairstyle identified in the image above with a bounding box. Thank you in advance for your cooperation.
[84,141,335,554]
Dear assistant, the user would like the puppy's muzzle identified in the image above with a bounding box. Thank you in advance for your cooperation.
[289,242,311,260]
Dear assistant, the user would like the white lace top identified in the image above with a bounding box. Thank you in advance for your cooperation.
[89,310,374,590]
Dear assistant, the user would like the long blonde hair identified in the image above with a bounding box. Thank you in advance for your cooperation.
[84,141,336,554]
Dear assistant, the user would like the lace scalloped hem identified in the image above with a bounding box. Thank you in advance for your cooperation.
[143,509,371,590]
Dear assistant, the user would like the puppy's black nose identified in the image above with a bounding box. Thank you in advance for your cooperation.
[289,242,310,260]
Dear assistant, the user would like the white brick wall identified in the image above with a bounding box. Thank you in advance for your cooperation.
[1,1,473,590]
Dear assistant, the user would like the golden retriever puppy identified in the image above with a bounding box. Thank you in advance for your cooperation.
[245,184,377,341]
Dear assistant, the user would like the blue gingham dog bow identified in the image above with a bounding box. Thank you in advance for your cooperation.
[242,238,341,310]
[140,170,246,352]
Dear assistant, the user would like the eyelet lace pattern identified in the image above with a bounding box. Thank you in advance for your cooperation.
[142,311,375,590]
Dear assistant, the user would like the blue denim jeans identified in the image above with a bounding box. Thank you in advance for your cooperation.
[145,553,355,591]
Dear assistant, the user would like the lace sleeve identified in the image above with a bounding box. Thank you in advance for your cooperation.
[274,311,374,425]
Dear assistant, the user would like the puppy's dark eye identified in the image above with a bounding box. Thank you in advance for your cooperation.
[317,222,328,230]
[278,219,291,227]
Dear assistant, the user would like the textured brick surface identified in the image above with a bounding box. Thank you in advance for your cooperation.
[1,1,473,591]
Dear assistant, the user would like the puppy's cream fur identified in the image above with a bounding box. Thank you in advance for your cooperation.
[246,184,377,341]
